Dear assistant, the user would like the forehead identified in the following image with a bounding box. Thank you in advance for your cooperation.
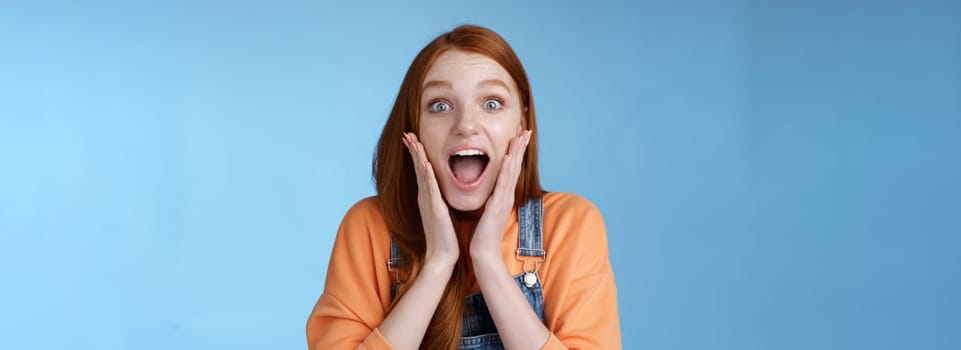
[423,50,514,86]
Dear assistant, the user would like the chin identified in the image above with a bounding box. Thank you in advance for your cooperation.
[443,187,493,212]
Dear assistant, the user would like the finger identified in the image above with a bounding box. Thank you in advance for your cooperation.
[411,136,446,203]
[505,129,530,157]
[422,154,443,201]
[498,130,532,200]
[503,131,528,176]
[404,133,429,191]
[512,130,531,174]
[407,133,445,202]
[409,134,430,177]
[486,156,517,213]
[513,130,530,157]
[492,147,520,202]
[403,133,417,164]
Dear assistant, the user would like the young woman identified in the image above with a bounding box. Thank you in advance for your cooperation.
[306,24,621,350]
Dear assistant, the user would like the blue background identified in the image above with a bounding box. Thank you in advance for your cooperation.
[2,0,959,349]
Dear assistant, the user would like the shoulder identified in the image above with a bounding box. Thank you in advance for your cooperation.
[335,196,389,243]
[342,196,383,221]
[542,191,604,221]
[539,192,613,278]
[541,191,607,242]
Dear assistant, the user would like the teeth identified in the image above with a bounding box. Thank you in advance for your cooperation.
[452,149,485,156]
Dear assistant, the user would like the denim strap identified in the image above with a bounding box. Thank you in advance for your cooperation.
[388,236,407,268]
[516,197,545,257]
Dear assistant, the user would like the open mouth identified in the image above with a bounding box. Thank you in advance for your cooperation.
[448,148,490,186]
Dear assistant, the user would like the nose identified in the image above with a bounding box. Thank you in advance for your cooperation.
[452,108,480,136]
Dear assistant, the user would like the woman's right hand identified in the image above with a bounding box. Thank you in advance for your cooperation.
[403,132,459,268]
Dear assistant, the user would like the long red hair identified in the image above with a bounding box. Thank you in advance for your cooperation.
[372,24,543,349]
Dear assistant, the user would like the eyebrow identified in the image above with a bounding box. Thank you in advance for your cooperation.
[422,80,452,91]
[478,79,511,94]
[422,79,513,96]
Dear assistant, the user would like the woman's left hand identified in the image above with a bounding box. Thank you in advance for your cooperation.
[470,129,532,260]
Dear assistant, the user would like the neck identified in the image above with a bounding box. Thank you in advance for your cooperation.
[451,207,484,222]
[451,207,482,242]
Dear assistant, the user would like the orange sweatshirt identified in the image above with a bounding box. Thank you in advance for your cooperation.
[306,192,621,349]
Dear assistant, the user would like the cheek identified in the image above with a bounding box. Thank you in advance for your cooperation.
[493,116,524,152]
[416,131,447,165]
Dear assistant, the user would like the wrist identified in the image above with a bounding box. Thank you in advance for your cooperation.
[469,235,501,258]
[470,249,502,267]
[422,256,457,276]
[425,247,458,267]
[471,252,509,281]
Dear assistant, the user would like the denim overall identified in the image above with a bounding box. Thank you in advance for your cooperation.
[389,198,546,350]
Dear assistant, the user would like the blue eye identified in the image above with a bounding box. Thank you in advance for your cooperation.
[484,99,502,110]
[430,101,451,112]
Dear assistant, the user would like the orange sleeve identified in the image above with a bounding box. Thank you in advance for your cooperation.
[306,198,395,350]
[542,193,622,349]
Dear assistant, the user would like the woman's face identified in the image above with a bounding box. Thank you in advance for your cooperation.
[418,49,524,212]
